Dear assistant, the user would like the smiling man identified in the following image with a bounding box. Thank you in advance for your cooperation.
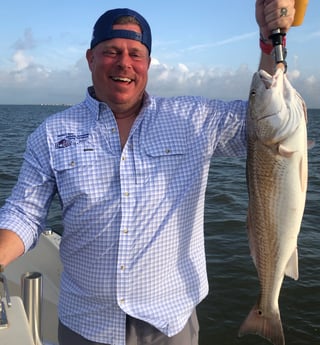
[86,9,152,149]
[87,10,151,119]
[0,4,295,345]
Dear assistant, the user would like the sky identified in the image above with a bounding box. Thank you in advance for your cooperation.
[0,0,319,107]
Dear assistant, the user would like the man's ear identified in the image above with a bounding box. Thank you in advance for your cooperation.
[86,49,94,70]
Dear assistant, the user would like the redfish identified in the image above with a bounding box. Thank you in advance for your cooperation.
[238,68,308,345]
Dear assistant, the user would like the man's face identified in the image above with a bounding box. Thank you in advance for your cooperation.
[86,23,151,115]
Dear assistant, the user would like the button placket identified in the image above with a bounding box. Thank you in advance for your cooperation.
[118,140,135,311]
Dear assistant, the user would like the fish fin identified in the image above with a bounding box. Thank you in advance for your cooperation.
[301,93,308,123]
[238,304,285,345]
[284,247,299,280]
[300,155,308,193]
[277,144,295,157]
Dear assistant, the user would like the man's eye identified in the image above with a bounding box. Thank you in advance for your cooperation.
[103,50,117,57]
[130,53,144,60]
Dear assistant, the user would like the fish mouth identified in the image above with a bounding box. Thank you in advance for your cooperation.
[256,112,280,122]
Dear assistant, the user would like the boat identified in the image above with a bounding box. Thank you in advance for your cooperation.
[1,229,61,345]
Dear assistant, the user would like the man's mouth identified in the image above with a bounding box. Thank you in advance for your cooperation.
[111,77,133,83]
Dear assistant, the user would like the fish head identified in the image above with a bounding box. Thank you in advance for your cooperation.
[247,68,302,145]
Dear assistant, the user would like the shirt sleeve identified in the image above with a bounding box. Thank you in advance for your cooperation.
[211,99,248,157]
[0,121,57,252]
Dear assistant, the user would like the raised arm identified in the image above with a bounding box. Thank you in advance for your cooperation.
[256,0,295,74]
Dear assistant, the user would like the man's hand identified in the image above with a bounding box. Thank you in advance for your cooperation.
[256,0,295,43]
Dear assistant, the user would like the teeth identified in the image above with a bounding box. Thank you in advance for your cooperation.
[112,77,132,82]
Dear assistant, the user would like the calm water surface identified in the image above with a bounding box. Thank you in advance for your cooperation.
[0,105,319,344]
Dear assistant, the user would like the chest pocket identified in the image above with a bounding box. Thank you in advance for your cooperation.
[145,137,186,157]
[135,134,187,185]
[52,145,97,201]
[52,145,118,205]
[53,146,97,171]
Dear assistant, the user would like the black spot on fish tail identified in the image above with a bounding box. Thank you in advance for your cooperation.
[238,303,285,345]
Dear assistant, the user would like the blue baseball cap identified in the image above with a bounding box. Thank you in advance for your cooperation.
[90,8,152,55]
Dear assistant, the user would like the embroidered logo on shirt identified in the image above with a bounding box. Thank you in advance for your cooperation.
[55,133,89,149]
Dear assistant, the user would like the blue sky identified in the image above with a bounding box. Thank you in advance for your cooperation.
[1,0,319,107]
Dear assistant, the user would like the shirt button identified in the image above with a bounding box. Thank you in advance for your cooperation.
[123,228,128,234]
[124,192,129,197]
[111,128,116,133]
[70,161,76,167]
[121,156,126,161]
[119,298,125,305]
[120,265,125,271]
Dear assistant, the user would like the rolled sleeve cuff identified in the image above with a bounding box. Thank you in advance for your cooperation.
[0,210,38,253]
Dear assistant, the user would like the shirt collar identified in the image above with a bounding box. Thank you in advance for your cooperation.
[84,87,101,121]
[85,86,152,121]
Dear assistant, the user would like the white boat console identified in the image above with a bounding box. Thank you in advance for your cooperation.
[0,230,61,345]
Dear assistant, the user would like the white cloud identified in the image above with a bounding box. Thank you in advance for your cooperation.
[147,59,320,108]
[289,72,320,109]
[288,69,301,80]
[147,60,253,100]
[177,63,189,74]
[306,75,317,85]
[12,50,34,71]
[0,54,319,108]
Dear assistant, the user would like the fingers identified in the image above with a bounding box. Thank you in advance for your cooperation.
[257,0,295,42]
[264,0,295,33]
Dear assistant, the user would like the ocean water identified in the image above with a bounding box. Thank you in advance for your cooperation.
[0,105,319,344]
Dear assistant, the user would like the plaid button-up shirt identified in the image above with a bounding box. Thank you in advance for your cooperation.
[0,88,247,344]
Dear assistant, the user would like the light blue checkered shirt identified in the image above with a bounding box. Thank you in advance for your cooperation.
[0,88,247,344]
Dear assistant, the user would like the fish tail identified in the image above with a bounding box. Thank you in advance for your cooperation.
[238,304,285,345]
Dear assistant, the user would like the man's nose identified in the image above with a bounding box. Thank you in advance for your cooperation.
[117,52,132,68]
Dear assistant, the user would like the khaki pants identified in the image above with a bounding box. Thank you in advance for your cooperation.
[58,310,199,345]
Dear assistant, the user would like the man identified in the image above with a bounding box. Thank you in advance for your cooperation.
[0,2,295,345]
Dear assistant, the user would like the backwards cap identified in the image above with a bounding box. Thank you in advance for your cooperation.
[90,8,152,54]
